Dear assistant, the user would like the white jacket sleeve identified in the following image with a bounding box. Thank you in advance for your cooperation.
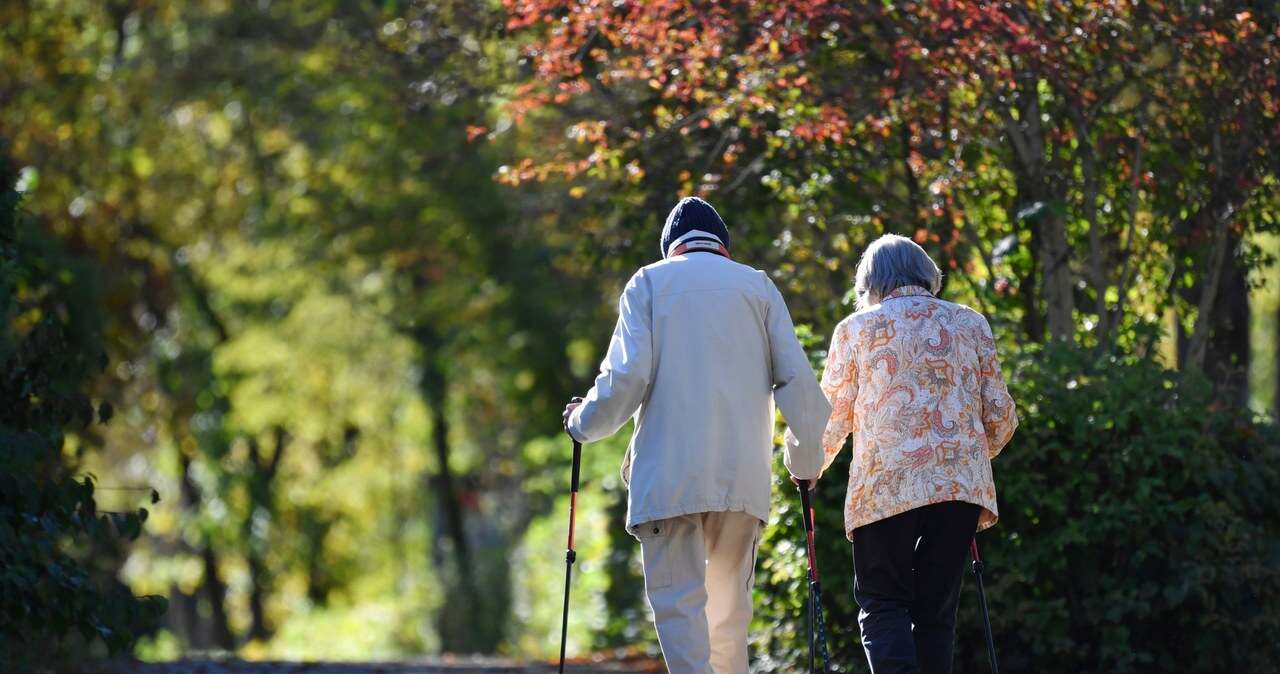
[567,271,654,443]
[766,279,832,480]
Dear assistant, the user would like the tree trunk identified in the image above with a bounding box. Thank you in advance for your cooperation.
[178,450,235,650]
[425,362,471,581]
[199,544,235,651]
[244,438,269,642]
[1204,231,1251,406]
[1075,114,1110,342]
[246,551,269,642]
[1004,77,1070,343]
[1018,219,1046,343]
[168,585,199,649]
[1040,208,1076,342]
[303,511,334,604]
[243,428,286,642]
[416,328,478,651]
[1185,213,1232,372]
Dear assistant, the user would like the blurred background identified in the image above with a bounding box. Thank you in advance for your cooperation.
[2,1,1278,672]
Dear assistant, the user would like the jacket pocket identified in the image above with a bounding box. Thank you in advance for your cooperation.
[633,520,673,590]
[619,446,634,488]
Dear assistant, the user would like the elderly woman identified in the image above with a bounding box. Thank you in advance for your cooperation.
[801,234,1017,674]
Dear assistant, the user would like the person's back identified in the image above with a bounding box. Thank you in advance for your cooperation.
[564,197,829,673]
[829,288,1012,531]
[803,234,1017,674]
[625,252,792,528]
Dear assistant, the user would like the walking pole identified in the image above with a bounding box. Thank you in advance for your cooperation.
[970,539,999,674]
[557,439,583,673]
[797,480,832,674]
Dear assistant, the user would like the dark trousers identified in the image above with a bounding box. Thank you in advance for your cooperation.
[851,501,980,674]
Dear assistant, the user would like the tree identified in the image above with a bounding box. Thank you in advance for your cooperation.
[0,143,166,669]
[502,1,1280,666]
[3,0,1277,662]
[501,0,1280,357]
[4,0,625,656]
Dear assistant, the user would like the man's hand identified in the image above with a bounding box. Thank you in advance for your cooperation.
[562,396,584,436]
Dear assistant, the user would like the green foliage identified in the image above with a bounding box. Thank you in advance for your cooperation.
[3,0,1279,663]
[753,343,1280,673]
[753,429,858,671]
[0,148,166,669]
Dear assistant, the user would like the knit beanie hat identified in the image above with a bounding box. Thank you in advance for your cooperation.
[659,197,731,258]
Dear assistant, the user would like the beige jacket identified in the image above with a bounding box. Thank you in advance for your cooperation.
[567,252,831,530]
[808,285,1018,538]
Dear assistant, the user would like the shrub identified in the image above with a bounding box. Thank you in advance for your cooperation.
[0,147,166,670]
[753,343,1280,673]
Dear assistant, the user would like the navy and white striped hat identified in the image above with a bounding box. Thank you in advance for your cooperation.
[659,197,731,258]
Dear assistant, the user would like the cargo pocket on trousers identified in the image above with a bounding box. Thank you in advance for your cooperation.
[633,520,673,590]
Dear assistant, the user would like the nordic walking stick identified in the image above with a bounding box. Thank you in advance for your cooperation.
[557,439,583,674]
[970,539,999,674]
[797,480,832,674]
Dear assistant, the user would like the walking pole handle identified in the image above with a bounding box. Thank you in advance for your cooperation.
[566,440,582,557]
[798,479,814,532]
[797,479,818,582]
[570,440,582,493]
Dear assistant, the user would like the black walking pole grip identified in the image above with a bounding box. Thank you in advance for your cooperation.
[799,480,814,532]
[570,439,582,493]
[971,539,1000,674]
[558,439,583,673]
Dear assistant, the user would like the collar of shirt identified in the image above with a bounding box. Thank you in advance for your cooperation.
[670,240,731,259]
[883,285,934,301]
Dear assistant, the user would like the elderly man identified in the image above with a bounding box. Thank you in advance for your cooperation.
[563,197,831,674]
[797,233,1018,674]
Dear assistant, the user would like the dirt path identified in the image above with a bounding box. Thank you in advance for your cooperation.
[100,657,662,674]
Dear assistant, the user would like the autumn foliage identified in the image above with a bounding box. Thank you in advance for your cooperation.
[2,0,1278,667]
[502,1,1280,670]
[503,1,1279,348]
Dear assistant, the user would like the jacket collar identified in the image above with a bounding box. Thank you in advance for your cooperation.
[665,229,728,258]
[669,240,731,259]
[883,285,934,301]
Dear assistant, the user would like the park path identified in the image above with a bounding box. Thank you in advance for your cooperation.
[101,657,662,674]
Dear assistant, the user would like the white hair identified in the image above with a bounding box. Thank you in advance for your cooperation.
[854,234,943,310]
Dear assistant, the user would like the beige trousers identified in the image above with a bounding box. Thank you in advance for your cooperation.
[633,511,763,674]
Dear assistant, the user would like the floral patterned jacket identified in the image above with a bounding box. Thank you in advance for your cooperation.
[812,285,1017,537]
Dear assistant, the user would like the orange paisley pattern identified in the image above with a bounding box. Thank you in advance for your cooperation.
[816,285,1018,538]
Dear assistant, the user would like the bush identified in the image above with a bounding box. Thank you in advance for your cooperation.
[0,147,166,670]
[753,343,1280,673]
